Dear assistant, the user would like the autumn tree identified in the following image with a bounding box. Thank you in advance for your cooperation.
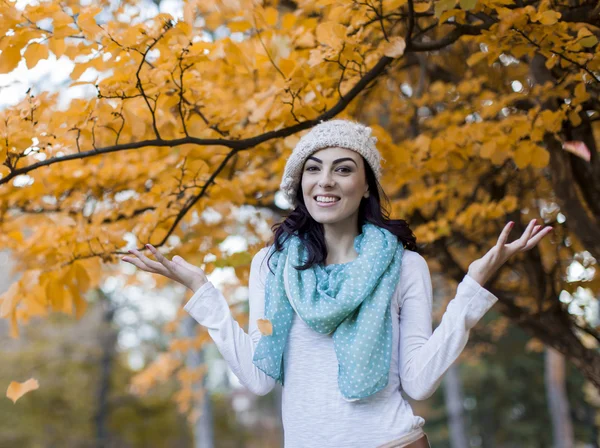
[1,0,599,409]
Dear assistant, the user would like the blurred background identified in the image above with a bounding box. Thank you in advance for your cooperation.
[1,241,598,447]
[1,0,600,446]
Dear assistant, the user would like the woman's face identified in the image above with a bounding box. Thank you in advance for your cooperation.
[300,146,369,225]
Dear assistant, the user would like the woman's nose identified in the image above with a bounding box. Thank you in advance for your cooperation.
[318,171,334,186]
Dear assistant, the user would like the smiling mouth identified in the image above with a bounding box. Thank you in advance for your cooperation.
[314,196,341,205]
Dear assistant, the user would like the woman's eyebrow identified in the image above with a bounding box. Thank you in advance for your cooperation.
[307,156,357,166]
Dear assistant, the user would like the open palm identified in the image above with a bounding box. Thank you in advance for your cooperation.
[122,244,208,292]
[467,219,553,286]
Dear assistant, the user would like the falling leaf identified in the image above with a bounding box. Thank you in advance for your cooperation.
[562,141,591,162]
[6,378,39,403]
[257,318,273,335]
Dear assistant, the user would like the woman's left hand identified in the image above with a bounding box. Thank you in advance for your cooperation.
[467,219,553,287]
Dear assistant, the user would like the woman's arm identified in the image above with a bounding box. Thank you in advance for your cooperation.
[397,251,498,400]
[184,247,277,396]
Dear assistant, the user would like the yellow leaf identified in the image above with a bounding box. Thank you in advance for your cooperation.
[530,145,549,168]
[24,43,49,69]
[257,318,273,335]
[315,22,346,49]
[70,62,92,80]
[73,262,91,292]
[538,10,561,25]
[572,82,590,106]
[77,6,102,36]
[413,2,431,12]
[383,37,406,58]
[545,55,558,70]
[45,275,66,313]
[386,0,408,8]
[568,109,582,126]
[264,7,278,26]
[466,52,487,66]
[48,37,66,57]
[6,231,23,242]
[428,157,448,172]
[6,378,39,403]
[577,28,597,48]
[440,9,464,23]
[459,0,477,10]
[513,144,531,169]
[282,13,297,30]
[188,159,210,177]
[580,35,597,48]
[228,20,252,33]
[279,58,297,78]
[480,141,496,159]
[248,95,274,123]
[434,0,456,19]
[0,44,23,74]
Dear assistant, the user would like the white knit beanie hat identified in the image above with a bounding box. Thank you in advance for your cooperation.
[280,119,384,207]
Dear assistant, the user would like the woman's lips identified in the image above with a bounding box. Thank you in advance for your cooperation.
[315,198,340,207]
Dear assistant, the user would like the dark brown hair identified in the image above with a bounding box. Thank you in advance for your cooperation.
[265,155,419,273]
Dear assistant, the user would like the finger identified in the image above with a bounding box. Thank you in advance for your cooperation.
[495,221,514,249]
[146,244,177,273]
[130,248,171,275]
[523,226,553,250]
[508,219,537,251]
[173,255,205,275]
[122,255,160,273]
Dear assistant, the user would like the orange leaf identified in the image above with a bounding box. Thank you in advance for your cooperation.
[6,378,39,403]
[257,318,273,335]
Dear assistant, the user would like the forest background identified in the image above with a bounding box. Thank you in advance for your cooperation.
[0,0,599,446]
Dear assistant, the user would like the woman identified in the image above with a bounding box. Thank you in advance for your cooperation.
[122,119,552,447]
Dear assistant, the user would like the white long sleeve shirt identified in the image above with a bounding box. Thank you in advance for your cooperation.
[184,247,498,447]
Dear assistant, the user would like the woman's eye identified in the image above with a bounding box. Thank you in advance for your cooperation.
[305,166,351,173]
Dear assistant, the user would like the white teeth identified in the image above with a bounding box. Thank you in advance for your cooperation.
[316,196,340,203]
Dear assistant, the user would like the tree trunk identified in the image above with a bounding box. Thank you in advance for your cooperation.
[94,299,117,448]
[442,362,469,448]
[545,347,575,448]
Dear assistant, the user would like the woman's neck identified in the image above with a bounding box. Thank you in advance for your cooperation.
[322,219,361,265]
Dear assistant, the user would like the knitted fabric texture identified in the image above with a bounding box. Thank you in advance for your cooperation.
[280,119,384,207]
[252,222,404,401]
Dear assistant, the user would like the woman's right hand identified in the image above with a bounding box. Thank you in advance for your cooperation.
[121,244,209,293]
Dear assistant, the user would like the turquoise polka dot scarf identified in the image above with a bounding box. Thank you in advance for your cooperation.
[252,222,404,401]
